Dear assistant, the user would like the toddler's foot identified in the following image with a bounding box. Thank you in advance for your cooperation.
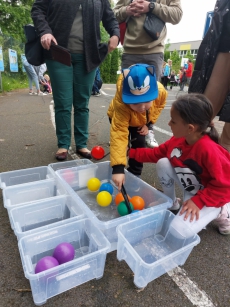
[170,198,181,211]
[145,130,158,148]
[214,203,230,235]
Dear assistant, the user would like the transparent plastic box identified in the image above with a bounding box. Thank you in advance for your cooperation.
[18,219,110,306]
[56,162,172,252]
[48,159,93,173]
[10,195,85,240]
[0,166,55,189]
[3,178,67,222]
[116,210,200,288]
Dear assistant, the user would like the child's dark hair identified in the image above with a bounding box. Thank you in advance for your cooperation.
[172,94,219,144]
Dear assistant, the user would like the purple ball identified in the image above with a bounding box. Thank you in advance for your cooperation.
[53,242,75,264]
[35,256,59,274]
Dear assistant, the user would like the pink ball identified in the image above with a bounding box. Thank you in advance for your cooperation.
[35,256,59,274]
[53,242,75,264]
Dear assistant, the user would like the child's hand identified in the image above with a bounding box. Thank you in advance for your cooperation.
[179,199,200,222]
[137,125,148,135]
[112,174,125,191]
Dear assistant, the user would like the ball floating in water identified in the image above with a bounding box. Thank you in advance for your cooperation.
[130,196,145,210]
[117,201,134,216]
[99,182,114,195]
[114,192,131,206]
[91,146,105,160]
[87,177,101,191]
[53,242,75,265]
[97,191,112,207]
[35,256,59,274]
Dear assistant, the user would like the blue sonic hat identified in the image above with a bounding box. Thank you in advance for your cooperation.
[122,63,158,104]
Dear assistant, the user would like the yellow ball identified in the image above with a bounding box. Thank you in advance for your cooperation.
[96,191,112,207]
[87,177,101,192]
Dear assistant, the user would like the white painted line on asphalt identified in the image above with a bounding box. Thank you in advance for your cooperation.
[153,125,173,137]
[168,267,216,307]
[49,104,55,129]
[100,89,114,96]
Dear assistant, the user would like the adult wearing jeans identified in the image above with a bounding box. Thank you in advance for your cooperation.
[23,58,42,95]
[114,0,182,80]
[31,0,119,161]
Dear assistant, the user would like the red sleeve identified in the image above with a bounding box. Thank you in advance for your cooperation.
[129,140,170,163]
[191,147,230,209]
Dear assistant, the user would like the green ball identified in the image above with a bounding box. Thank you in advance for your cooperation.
[117,201,134,216]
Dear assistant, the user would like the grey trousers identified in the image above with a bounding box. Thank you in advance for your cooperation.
[122,53,164,81]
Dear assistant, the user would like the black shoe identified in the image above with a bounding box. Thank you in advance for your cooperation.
[76,150,92,159]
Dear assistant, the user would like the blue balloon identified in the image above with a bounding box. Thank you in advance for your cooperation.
[99,182,113,195]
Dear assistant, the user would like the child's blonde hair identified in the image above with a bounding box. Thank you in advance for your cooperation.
[44,74,50,81]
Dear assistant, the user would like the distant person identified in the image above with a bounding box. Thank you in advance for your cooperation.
[185,59,193,87]
[129,94,230,235]
[189,0,230,152]
[23,58,45,95]
[107,63,167,190]
[92,67,103,97]
[41,74,52,94]
[114,0,183,80]
[162,59,172,90]
[179,67,187,91]
[169,70,176,90]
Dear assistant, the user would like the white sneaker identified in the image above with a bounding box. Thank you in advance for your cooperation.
[38,92,47,96]
[145,130,158,148]
[214,203,230,235]
[170,198,181,211]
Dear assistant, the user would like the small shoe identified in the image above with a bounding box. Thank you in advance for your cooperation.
[55,150,68,161]
[76,149,92,159]
[169,198,181,211]
[145,130,159,148]
[38,92,47,96]
[214,203,230,235]
[95,92,101,97]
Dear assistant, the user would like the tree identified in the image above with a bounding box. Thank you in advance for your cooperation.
[170,50,181,74]
[164,39,170,62]
[100,53,111,83]
[110,48,119,83]
[0,0,34,41]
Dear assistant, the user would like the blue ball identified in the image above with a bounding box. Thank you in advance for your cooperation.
[131,210,140,214]
[99,182,114,195]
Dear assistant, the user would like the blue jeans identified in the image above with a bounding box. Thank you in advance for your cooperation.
[46,54,96,150]
[24,64,40,91]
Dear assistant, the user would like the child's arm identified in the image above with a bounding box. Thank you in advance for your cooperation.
[150,82,167,124]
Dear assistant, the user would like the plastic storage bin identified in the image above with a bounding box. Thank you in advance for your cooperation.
[116,210,200,288]
[10,195,85,239]
[3,178,67,223]
[56,162,172,252]
[0,166,55,189]
[48,159,93,173]
[18,219,110,306]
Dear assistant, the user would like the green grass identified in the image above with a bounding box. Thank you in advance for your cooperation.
[0,73,28,93]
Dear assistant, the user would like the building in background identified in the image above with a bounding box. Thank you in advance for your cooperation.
[168,40,202,59]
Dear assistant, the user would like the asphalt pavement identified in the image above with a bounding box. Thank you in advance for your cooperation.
[0,85,229,307]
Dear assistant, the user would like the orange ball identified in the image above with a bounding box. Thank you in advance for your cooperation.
[130,196,145,210]
[114,192,131,206]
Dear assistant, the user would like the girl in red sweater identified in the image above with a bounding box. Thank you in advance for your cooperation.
[129,94,230,235]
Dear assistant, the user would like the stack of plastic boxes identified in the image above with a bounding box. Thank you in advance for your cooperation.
[0,160,200,305]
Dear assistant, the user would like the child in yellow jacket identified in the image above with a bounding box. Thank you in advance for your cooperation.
[107,63,167,190]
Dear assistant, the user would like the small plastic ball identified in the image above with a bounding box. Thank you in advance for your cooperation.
[117,201,134,216]
[62,170,75,185]
[114,192,131,206]
[87,177,101,192]
[130,196,145,210]
[53,242,75,265]
[99,182,114,195]
[131,210,140,214]
[35,256,59,274]
[91,146,105,160]
[97,191,112,207]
